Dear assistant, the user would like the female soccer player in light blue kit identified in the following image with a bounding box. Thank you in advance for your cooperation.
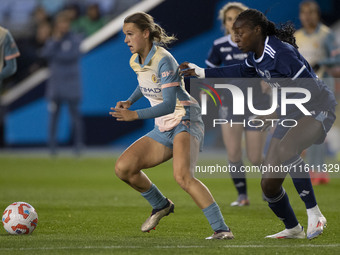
[180,9,336,240]
[110,12,233,240]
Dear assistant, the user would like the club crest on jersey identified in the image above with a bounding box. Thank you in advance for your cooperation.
[151,74,158,83]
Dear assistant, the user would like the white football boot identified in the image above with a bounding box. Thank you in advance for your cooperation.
[307,215,327,240]
[265,224,306,239]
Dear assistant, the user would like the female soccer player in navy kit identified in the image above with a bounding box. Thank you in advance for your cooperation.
[206,2,270,207]
[180,9,336,240]
[110,12,233,240]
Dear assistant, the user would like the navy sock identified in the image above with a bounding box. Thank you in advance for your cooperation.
[141,184,168,210]
[286,155,317,209]
[264,187,299,229]
[202,202,229,232]
[229,161,247,198]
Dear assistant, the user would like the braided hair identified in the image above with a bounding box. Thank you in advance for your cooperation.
[236,9,298,49]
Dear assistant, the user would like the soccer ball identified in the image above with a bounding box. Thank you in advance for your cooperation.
[2,202,38,235]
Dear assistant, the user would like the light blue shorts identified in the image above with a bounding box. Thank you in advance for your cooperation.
[145,120,205,151]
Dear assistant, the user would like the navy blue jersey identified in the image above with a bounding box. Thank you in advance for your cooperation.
[205,36,337,116]
[206,35,248,67]
[205,35,269,114]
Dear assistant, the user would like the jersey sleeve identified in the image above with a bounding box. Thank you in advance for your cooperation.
[158,55,181,86]
[127,86,143,104]
[135,55,179,119]
[275,48,314,79]
[205,56,257,78]
[136,86,177,119]
[205,44,222,68]
[4,31,20,60]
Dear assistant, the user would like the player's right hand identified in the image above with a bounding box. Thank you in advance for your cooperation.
[115,100,132,109]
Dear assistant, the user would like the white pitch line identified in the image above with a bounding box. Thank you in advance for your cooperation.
[0,244,339,251]
[223,244,340,248]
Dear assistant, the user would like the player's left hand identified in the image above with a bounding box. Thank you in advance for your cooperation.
[109,108,138,121]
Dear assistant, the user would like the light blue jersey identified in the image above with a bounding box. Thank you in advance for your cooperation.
[128,44,201,132]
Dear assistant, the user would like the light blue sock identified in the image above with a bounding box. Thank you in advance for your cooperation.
[202,202,229,232]
[141,184,168,209]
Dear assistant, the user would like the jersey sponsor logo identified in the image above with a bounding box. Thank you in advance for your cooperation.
[220,47,232,52]
[233,53,247,60]
[140,86,161,94]
[226,54,232,61]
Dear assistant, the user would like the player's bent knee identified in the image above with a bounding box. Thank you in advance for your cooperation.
[114,162,125,180]
[115,159,134,181]
[174,173,193,192]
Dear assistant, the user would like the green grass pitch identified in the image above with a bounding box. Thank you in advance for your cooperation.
[0,155,339,254]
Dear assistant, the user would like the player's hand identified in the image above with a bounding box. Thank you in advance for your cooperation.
[252,112,278,132]
[115,100,132,109]
[260,80,272,94]
[109,107,138,121]
[179,62,205,78]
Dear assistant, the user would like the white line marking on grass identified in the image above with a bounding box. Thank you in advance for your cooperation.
[223,244,340,248]
[0,244,339,251]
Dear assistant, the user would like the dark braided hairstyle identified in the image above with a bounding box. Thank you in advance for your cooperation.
[236,9,298,49]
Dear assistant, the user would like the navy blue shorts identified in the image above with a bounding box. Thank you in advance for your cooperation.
[145,120,205,151]
[273,106,336,144]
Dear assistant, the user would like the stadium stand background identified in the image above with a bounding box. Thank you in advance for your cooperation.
[1,0,339,149]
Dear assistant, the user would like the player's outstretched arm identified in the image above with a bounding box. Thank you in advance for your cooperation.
[179,62,205,78]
